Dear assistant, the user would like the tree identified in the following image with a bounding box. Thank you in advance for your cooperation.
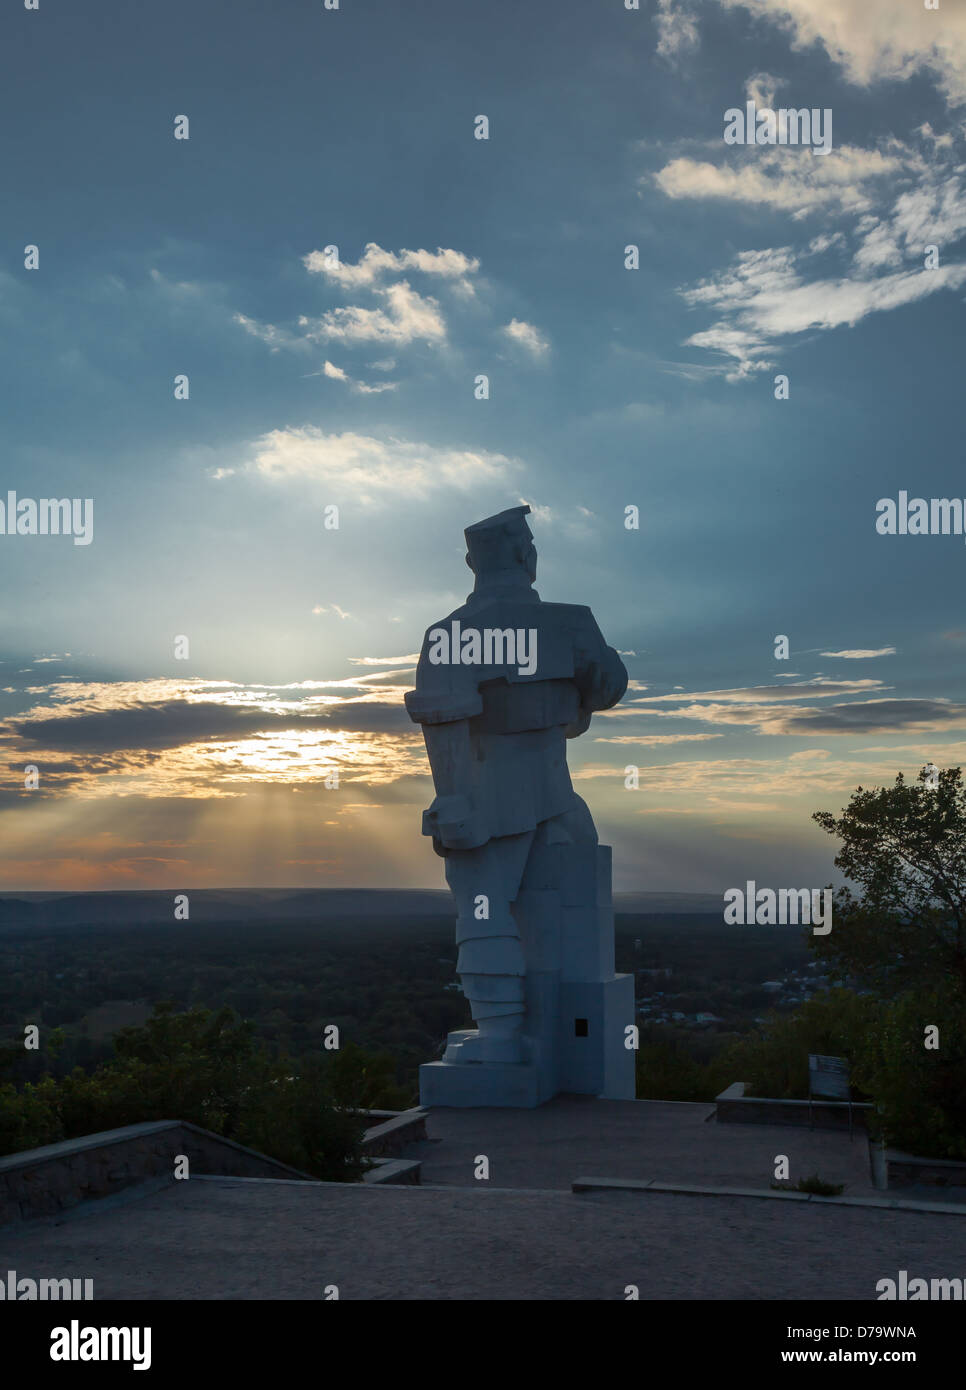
[0,1003,369,1180]
[323,1040,414,1111]
[811,767,966,1157]
[812,766,966,993]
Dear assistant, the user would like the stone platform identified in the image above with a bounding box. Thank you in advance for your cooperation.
[403,1094,879,1194]
[4,1170,961,1300]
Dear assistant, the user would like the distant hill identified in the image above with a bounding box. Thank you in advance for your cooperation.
[614,892,723,915]
[0,887,722,928]
[0,889,455,928]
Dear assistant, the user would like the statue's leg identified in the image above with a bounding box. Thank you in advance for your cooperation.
[444,830,534,1063]
[553,795,599,847]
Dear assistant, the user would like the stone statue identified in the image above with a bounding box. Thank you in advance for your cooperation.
[406,505,635,1106]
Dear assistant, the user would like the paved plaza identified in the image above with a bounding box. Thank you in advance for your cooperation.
[2,1097,961,1300]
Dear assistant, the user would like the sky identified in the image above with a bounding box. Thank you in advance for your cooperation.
[0,0,964,893]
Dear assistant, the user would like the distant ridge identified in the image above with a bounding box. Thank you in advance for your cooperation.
[0,888,721,928]
[0,889,454,928]
[615,891,723,914]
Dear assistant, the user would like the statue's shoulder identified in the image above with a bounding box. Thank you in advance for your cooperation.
[539,602,593,619]
[537,602,599,632]
[420,602,471,635]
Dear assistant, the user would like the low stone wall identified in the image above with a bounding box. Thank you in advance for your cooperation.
[363,1158,422,1185]
[885,1149,966,1190]
[715,1081,872,1131]
[361,1107,427,1157]
[0,1121,314,1225]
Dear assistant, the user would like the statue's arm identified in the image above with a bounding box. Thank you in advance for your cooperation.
[404,649,487,850]
[570,612,628,731]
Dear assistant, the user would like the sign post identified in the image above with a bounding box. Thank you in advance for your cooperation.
[808,1054,853,1139]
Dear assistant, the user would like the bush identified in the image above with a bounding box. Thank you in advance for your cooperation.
[720,989,878,1100]
[855,988,966,1160]
[0,1003,371,1180]
[635,1032,735,1102]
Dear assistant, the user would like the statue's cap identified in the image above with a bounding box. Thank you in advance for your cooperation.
[464,505,532,574]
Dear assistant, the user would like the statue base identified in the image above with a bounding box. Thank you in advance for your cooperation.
[420,1034,551,1108]
[420,842,636,1109]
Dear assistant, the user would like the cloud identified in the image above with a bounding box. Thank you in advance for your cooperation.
[647,698,966,736]
[632,678,886,703]
[233,313,310,353]
[317,359,399,394]
[233,244,474,361]
[0,677,425,800]
[656,108,966,376]
[655,145,912,217]
[610,679,966,736]
[655,0,699,62]
[348,654,421,666]
[745,71,783,110]
[502,318,550,358]
[574,747,964,804]
[240,428,517,504]
[355,380,399,394]
[673,180,966,376]
[683,254,966,376]
[148,268,206,298]
[718,0,966,108]
[303,242,479,292]
[234,242,549,374]
[593,733,724,746]
[301,280,447,347]
[820,647,896,659]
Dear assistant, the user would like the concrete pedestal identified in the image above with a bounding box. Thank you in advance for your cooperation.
[420,842,636,1108]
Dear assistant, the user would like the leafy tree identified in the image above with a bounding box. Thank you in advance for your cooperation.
[810,767,966,1157]
[0,1078,62,1154]
[0,1003,370,1180]
[855,989,966,1159]
[812,766,966,993]
[323,1040,414,1111]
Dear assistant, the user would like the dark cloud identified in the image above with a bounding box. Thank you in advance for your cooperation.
[9,698,413,752]
[778,699,966,735]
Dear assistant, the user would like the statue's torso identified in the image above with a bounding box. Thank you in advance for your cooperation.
[407,592,627,841]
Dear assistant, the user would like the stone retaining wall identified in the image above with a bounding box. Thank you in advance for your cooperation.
[885,1149,966,1190]
[361,1108,427,1157]
[0,1121,314,1225]
[715,1081,872,1130]
[363,1158,422,1184]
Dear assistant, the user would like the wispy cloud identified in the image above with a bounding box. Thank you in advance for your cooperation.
[502,317,550,358]
[632,678,886,703]
[655,144,910,217]
[655,0,699,62]
[649,698,966,736]
[300,280,447,347]
[312,359,399,393]
[718,0,966,108]
[820,647,896,659]
[303,242,479,292]
[229,427,517,505]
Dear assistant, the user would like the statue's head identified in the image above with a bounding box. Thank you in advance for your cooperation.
[465,505,536,587]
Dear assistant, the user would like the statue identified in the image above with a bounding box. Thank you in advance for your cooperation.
[405,505,636,1106]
